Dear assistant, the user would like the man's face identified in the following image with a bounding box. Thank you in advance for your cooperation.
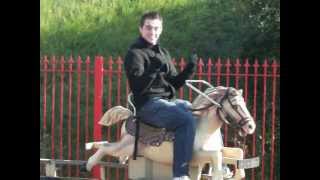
[139,18,162,45]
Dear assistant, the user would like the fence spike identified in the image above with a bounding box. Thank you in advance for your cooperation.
[68,55,74,64]
[85,56,90,64]
[116,56,123,65]
[225,58,231,68]
[77,56,82,64]
[235,58,241,68]
[244,58,250,68]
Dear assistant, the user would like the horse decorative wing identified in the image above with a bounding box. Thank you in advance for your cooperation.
[98,106,133,126]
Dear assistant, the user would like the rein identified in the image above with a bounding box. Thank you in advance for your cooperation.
[190,88,250,130]
[190,103,215,112]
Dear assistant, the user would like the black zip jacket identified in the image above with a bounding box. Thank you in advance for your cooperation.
[124,37,196,110]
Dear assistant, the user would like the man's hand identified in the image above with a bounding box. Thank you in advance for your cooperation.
[185,49,198,72]
[190,53,198,65]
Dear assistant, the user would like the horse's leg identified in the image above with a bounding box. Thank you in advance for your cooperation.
[86,134,134,171]
[210,150,223,180]
[192,150,223,180]
[189,163,205,180]
[222,147,245,180]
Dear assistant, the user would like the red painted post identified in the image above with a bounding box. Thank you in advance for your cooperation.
[107,57,113,143]
[43,56,48,130]
[67,56,74,176]
[188,57,193,101]
[116,57,123,139]
[76,56,82,176]
[243,59,249,102]
[243,58,249,157]
[251,59,259,180]
[59,56,65,160]
[225,58,231,87]
[207,58,212,84]
[270,60,278,180]
[93,56,104,179]
[116,56,123,180]
[261,59,268,180]
[51,56,57,159]
[106,57,114,180]
[116,57,122,136]
[85,56,90,160]
[224,58,231,146]
[234,58,241,89]
[108,56,113,109]
[116,57,123,106]
[233,58,241,152]
[215,58,221,86]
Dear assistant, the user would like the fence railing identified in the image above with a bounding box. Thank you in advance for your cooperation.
[40,55,280,180]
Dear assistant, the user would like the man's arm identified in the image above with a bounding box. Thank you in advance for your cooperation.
[166,53,197,90]
[124,50,157,94]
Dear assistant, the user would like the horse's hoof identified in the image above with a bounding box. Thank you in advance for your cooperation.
[79,162,89,172]
[85,142,94,150]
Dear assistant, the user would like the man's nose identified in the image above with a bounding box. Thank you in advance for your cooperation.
[150,28,156,34]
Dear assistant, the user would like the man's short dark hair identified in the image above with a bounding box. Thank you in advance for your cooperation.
[140,11,163,27]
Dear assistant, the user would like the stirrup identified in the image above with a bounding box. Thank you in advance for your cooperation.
[222,165,233,179]
[79,162,88,172]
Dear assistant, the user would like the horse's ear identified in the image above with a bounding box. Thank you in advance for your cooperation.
[238,89,243,95]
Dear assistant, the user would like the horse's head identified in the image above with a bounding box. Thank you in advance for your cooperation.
[193,86,256,137]
[217,87,256,136]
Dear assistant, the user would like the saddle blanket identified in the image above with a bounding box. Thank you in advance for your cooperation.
[125,116,175,146]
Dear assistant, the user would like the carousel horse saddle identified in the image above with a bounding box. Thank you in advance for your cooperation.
[125,115,175,146]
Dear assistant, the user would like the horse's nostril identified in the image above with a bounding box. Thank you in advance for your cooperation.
[248,125,252,129]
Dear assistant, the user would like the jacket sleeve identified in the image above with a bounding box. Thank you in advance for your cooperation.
[166,60,196,90]
[124,49,157,94]
[163,49,196,90]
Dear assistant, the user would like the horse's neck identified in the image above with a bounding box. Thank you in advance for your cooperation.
[195,108,222,133]
[193,110,223,151]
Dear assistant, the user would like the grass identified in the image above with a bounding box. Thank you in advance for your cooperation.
[40,0,279,60]
[41,0,189,56]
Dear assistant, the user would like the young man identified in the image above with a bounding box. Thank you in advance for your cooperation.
[124,11,197,180]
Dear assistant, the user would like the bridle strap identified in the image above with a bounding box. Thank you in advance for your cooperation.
[218,88,250,129]
[189,87,250,129]
[190,103,215,112]
[216,88,232,124]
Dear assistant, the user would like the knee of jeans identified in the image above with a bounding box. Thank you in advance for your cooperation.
[175,99,192,108]
[184,115,196,128]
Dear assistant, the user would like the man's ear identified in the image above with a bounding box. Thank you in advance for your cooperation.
[139,26,142,34]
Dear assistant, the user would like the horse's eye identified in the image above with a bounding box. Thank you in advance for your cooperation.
[230,90,237,96]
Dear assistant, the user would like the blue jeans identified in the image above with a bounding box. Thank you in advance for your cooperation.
[137,97,197,177]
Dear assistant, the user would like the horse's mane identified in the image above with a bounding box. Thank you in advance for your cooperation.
[192,86,228,109]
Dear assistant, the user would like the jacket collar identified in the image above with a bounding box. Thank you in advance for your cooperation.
[131,36,161,52]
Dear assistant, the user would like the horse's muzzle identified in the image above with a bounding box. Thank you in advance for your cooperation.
[241,117,256,136]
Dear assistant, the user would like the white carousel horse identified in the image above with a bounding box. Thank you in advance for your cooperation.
[85,85,256,180]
